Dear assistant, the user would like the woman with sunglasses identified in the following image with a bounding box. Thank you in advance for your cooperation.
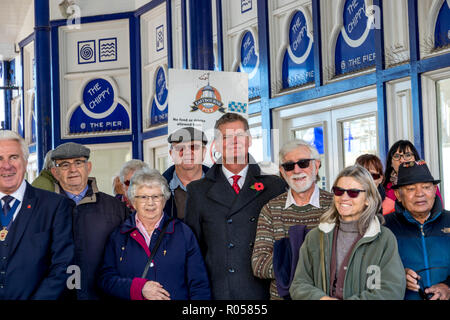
[289,165,406,300]
[355,154,396,215]
[383,140,442,205]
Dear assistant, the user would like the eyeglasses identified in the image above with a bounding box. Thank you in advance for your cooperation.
[172,144,203,153]
[134,194,165,203]
[54,159,87,171]
[123,180,130,187]
[332,186,366,198]
[281,159,314,171]
[392,152,414,161]
[371,173,381,180]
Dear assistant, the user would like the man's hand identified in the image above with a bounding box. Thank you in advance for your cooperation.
[142,281,171,300]
[425,283,450,300]
[405,268,420,292]
[320,296,338,300]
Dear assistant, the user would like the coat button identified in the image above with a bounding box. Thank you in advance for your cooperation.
[228,243,235,249]
[228,268,235,273]
[249,217,256,222]
[227,218,233,224]
[249,242,254,248]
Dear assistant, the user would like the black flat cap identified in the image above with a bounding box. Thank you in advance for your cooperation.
[51,142,91,160]
[168,127,208,144]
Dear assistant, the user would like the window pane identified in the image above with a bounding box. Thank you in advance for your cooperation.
[341,116,377,167]
[437,78,450,210]
[249,126,264,163]
[293,126,327,190]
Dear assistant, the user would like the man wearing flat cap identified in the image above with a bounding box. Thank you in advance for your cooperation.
[385,160,450,300]
[51,142,129,299]
[162,127,209,219]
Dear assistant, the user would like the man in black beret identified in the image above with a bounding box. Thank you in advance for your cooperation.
[162,127,209,219]
[385,160,450,300]
[51,142,129,300]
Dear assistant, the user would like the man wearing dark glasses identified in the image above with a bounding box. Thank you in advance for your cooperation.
[163,127,209,220]
[385,160,450,300]
[51,142,129,299]
[251,140,333,300]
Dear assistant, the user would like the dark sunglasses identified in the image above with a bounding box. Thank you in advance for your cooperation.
[124,180,130,187]
[281,159,314,171]
[416,266,447,300]
[371,173,381,180]
[332,186,366,198]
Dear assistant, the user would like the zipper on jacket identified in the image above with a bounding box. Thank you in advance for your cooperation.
[419,224,431,288]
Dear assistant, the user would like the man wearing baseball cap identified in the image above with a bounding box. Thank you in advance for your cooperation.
[162,127,209,220]
[51,142,129,299]
[385,160,450,300]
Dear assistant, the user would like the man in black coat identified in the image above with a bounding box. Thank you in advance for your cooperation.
[163,127,209,220]
[51,142,130,299]
[185,113,286,300]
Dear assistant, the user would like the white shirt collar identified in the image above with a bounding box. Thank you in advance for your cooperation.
[222,165,249,189]
[0,179,27,203]
[284,184,321,209]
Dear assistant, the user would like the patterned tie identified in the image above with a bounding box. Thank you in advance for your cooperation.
[232,175,241,194]
[2,195,14,216]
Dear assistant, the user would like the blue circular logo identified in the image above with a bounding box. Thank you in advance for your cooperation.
[155,67,168,105]
[289,11,310,58]
[343,0,368,41]
[83,78,114,114]
[240,31,258,73]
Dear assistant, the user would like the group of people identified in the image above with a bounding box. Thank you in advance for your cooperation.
[0,111,448,300]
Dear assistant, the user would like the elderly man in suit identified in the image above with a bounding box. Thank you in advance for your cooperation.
[184,113,286,300]
[0,130,74,299]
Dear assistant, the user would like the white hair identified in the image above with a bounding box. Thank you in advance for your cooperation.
[0,130,29,161]
[279,139,320,165]
[119,159,149,183]
[127,168,171,202]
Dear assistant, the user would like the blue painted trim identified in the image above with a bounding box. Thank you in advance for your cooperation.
[418,51,450,73]
[134,0,165,17]
[34,0,52,171]
[28,144,36,154]
[373,0,388,164]
[408,0,424,158]
[312,0,322,87]
[257,0,272,161]
[20,47,26,138]
[189,0,214,70]
[142,126,168,140]
[129,16,142,160]
[181,0,188,69]
[166,0,174,69]
[215,0,224,71]
[269,73,377,109]
[56,135,133,146]
[50,12,134,27]
[18,33,35,49]
[51,24,61,148]
[3,61,12,130]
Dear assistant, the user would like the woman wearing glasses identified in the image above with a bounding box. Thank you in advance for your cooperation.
[383,140,442,205]
[355,154,396,215]
[98,169,211,300]
[289,165,406,300]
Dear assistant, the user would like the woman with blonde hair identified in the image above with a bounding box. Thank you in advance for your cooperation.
[289,165,405,300]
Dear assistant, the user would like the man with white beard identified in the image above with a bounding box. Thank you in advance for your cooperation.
[251,140,333,300]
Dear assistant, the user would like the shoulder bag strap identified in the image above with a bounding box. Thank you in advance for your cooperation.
[141,217,174,278]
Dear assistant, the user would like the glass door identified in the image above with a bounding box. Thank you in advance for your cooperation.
[437,78,450,210]
[286,101,378,191]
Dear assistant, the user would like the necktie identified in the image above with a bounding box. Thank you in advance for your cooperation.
[2,195,14,216]
[232,175,241,194]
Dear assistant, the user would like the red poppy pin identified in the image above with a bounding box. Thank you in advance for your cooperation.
[250,182,264,191]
